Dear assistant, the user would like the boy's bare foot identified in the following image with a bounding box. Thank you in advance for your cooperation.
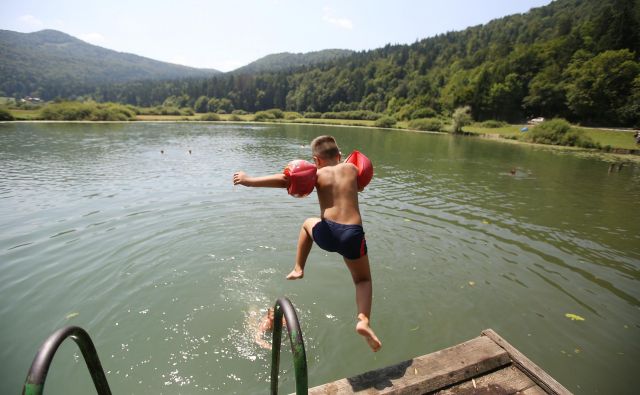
[356,317,382,352]
[286,269,304,280]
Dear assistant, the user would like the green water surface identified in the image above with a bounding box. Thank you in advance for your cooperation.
[1,122,638,394]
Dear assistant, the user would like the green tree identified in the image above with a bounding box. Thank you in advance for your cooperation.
[523,64,567,118]
[217,98,234,113]
[617,75,640,126]
[565,49,640,123]
[452,106,472,133]
[163,94,190,108]
[0,107,14,121]
[207,97,220,112]
[487,73,525,121]
[194,95,209,113]
[526,118,598,148]
[374,115,397,128]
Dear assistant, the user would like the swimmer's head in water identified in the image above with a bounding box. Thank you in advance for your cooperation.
[266,307,286,327]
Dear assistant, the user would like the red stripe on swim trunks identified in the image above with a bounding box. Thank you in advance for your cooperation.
[360,237,366,257]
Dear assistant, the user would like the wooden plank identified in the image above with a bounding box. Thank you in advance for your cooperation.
[308,336,510,394]
[519,385,550,395]
[433,364,536,394]
[481,329,572,395]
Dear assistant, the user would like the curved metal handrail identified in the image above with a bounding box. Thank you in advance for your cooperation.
[270,297,308,395]
[22,325,111,395]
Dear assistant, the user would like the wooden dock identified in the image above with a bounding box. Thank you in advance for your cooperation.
[307,329,572,394]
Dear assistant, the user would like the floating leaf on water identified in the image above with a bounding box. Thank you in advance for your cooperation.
[565,313,585,321]
[409,326,419,331]
[404,218,411,222]
[66,312,79,319]
[468,281,476,286]
[482,220,490,224]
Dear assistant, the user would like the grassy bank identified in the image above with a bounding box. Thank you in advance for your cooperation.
[9,102,136,121]
[6,107,638,154]
[136,113,378,127]
[464,123,638,151]
[136,112,639,152]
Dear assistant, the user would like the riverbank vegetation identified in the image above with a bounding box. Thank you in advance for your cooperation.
[463,122,638,151]
[37,101,136,121]
[0,106,14,121]
[5,103,637,152]
[525,118,597,148]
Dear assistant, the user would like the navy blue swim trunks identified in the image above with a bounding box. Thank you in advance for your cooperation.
[312,219,367,260]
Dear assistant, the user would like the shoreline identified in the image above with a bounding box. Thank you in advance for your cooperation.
[2,119,638,163]
[468,132,640,163]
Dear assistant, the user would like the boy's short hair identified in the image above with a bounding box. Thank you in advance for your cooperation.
[311,135,340,159]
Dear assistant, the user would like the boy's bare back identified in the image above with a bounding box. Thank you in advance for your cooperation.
[316,162,362,225]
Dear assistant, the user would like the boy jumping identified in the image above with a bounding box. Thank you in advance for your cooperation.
[233,135,382,352]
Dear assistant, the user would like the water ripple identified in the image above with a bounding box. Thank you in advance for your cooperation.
[1,123,639,395]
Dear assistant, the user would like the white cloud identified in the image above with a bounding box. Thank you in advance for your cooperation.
[78,32,107,46]
[18,14,44,30]
[322,7,353,30]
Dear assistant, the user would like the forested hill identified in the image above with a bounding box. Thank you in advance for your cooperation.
[232,49,355,74]
[92,0,638,126]
[0,29,220,98]
[7,0,640,126]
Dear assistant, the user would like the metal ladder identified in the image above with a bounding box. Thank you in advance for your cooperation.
[21,297,308,394]
[21,326,111,395]
[270,297,308,394]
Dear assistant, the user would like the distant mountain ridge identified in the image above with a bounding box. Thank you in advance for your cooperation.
[232,49,355,74]
[0,29,220,98]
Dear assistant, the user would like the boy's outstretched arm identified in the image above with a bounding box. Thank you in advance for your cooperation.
[233,171,289,188]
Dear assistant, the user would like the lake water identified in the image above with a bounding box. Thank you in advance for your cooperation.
[1,122,638,394]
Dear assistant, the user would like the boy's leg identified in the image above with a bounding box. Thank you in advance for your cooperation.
[286,217,321,280]
[343,255,382,352]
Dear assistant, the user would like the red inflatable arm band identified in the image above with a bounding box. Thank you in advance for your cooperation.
[283,160,317,198]
[345,150,373,189]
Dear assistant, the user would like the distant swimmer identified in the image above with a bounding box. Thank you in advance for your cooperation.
[254,307,285,350]
[188,149,192,155]
[161,150,164,154]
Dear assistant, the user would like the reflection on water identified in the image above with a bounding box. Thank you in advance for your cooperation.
[0,122,639,394]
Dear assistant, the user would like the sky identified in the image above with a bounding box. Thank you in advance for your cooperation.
[2,0,553,72]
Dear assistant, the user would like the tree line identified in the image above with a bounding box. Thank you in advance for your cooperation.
[10,0,640,126]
